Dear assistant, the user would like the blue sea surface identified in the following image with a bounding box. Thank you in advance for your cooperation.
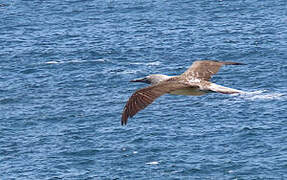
[1,0,287,179]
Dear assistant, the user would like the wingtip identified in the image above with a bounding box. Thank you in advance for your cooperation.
[224,61,246,65]
[234,62,246,65]
[121,111,128,126]
[121,119,127,126]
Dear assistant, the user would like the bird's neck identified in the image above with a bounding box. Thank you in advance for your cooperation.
[150,75,174,85]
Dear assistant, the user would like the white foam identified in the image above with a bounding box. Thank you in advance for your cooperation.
[248,93,284,100]
[69,59,82,63]
[242,90,266,95]
[146,161,159,165]
[45,60,80,64]
[117,69,139,74]
[238,90,285,100]
[45,59,107,65]
[146,61,161,66]
[45,61,60,64]
[130,61,161,66]
[93,58,106,62]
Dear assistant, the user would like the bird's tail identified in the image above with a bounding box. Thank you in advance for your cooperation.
[208,83,244,94]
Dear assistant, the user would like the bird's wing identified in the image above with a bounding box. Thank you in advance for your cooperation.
[182,60,244,81]
[121,78,194,125]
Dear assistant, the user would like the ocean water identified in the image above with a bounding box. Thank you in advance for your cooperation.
[1,0,287,179]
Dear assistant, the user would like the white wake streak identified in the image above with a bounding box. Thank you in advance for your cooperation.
[234,90,285,100]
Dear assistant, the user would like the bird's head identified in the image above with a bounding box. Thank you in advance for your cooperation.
[130,74,171,85]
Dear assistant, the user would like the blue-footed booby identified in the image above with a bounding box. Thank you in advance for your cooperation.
[122,60,245,125]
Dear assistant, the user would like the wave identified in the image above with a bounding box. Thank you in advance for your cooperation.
[45,61,60,64]
[146,161,159,165]
[129,61,161,66]
[44,59,108,64]
[234,90,285,100]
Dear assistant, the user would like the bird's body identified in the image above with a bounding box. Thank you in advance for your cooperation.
[169,87,208,96]
[121,60,245,125]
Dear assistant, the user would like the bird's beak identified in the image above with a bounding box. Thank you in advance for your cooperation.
[130,77,149,83]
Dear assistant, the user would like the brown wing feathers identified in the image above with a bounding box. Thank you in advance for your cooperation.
[121,80,190,125]
[182,60,244,81]
[121,86,163,125]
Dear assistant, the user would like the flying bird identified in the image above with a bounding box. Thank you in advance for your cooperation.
[121,60,245,125]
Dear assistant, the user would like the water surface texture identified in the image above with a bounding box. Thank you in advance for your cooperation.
[1,0,287,179]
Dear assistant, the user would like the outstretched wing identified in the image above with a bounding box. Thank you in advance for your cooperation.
[182,60,244,81]
[121,79,191,125]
